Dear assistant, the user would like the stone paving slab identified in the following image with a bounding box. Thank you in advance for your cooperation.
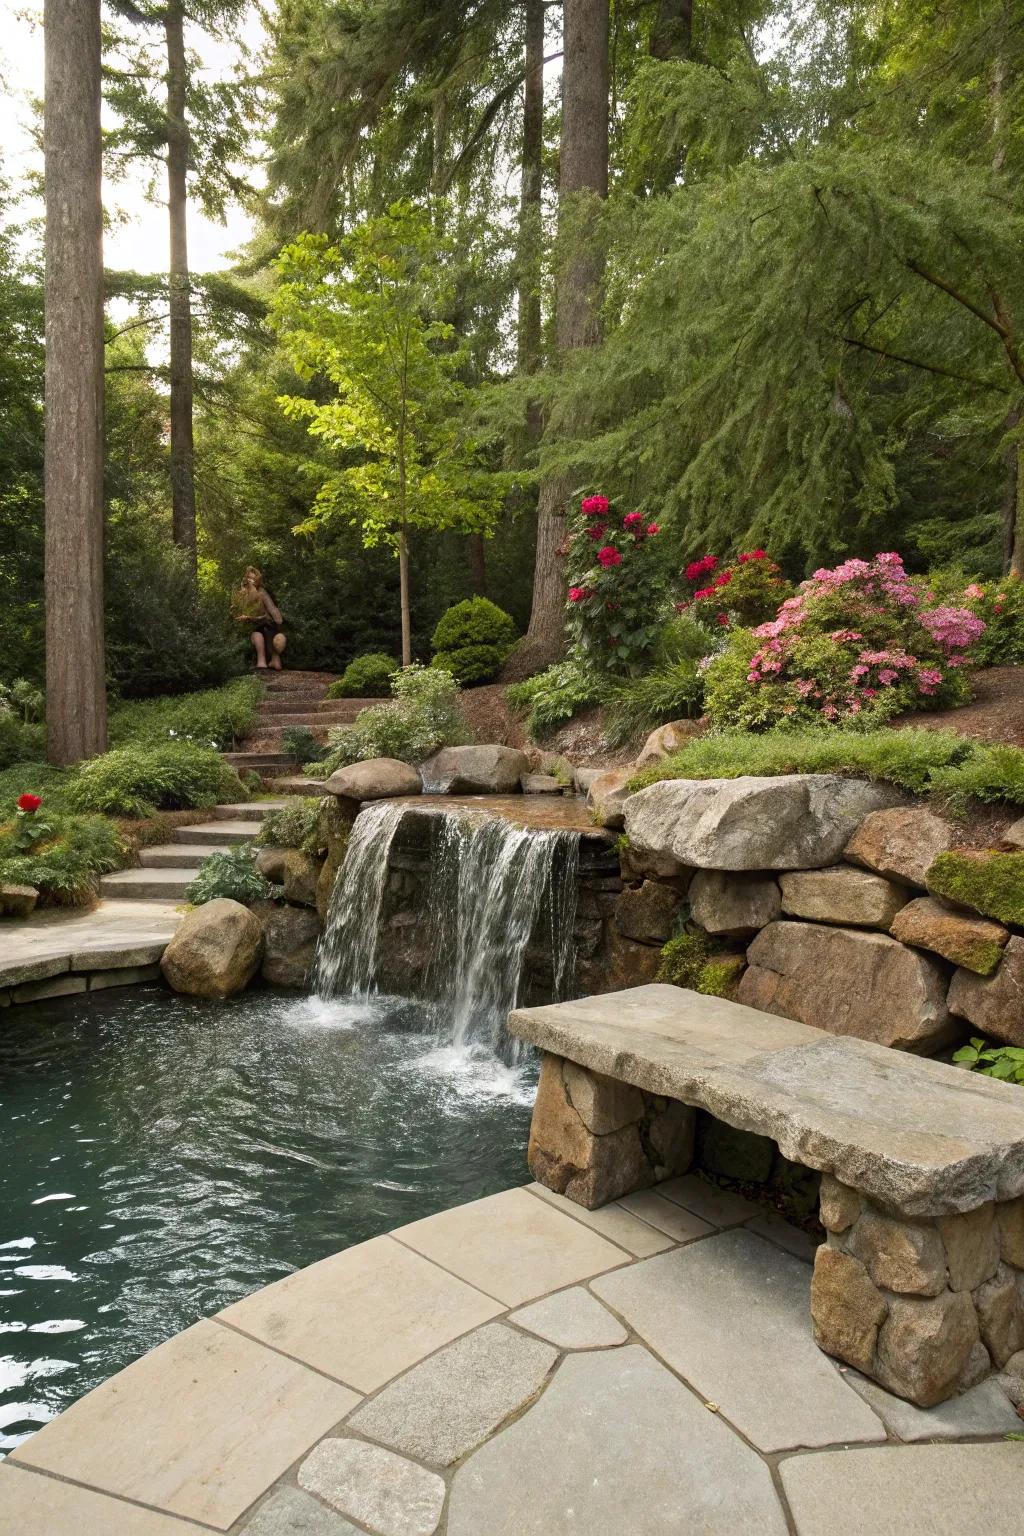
[220,1234,503,1393]
[446,1345,789,1536]
[744,1210,821,1262]
[656,1172,763,1227]
[510,985,1024,1215]
[526,1182,674,1257]
[843,1370,1023,1441]
[779,1442,1024,1535]
[0,899,182,987]
[592,1230,885,1452]
[0,1464,210,1536]
[238,1486,362,1535]
[616,1189,715,1243]
[395,1187,630,1307]
[348,1322,557,1466]
[512,1285,628,1349]
[11,1319,357,1530]
[298,1438,445,1536]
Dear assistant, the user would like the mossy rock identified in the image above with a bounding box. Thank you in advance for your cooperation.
[926,850,1024,928]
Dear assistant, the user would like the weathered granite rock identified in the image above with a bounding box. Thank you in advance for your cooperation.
[779,866,908,930]
[520,773,563,794]
[844,807,953,888]
[586,769,633,830]
[160,898,263,998]
[422,745,528,795]
[316,797,353,920]
[846,1209,946,1296]
[948,937,1024,1046]
[997,1347,1024,1406]
[614,880,683,945]
[819,1175,864,1234]
[281,849,321,908]
[891,897,1008,975]
[624,774,903,872]
[634,718,705,767]
[811,1247,888,1373]
[739,921,954,1051]
[1004,816,1024,851]
[936,1204,1000,1293]
[259,902,321,988]
[324,758,422,801]
[563,1059,644,1133]
[0,883,38,918]
[997,1197,1024,1267]
[619,840,689,883]
[241,1486,359,1536]
[958,1339,994,1392]
[927,849,1024,926]
[255,845,289,884]
[534,752,574,784]
[973,1265,1024,1366]
[845,1367,1021,1441]
[688,870,781,937]
[579,925,662,995]
[875,1289,979,1406]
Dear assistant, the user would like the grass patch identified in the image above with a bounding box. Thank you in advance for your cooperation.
[628,727,1024,811]
[108,677,262,752]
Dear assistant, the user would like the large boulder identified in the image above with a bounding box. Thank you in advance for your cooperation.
[779,865,908,930]
[160,898,263,999]
[586,770,633,830]
[624,775,903,872]
[258,903,322,988]
[891,897,1009,975]
[948,937,1024,1046]
[422,745,529,794]
[689,870,781,938]
[323,758,422,802]
[844,807,954,889]
[634,718,705,768]
[737,920,955,1051]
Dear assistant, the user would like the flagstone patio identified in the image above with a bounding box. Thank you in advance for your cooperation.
[2,1175,1021,1535]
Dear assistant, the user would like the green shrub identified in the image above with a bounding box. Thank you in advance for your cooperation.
[280,725,326,764]
[431,599,517,685]
[506,657,601,740]
[604,662,705,747]
[186,845,275,906]
[108,678,261,752]
[961,573,1024,667]
[66,741,246,819]
[0,810,127,906]
[328,653,400,699]
[0,714,46,770]
[926,851,1024,926]
[953,1038,1024,1086]
[316,665,468,774]
[0,678,44,724]
[0,762,73,813]
[256,797,325,855]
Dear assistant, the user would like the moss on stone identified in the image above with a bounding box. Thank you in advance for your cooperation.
[927,851,1024,928]
[656,931,710,988]
[697,956,746,999]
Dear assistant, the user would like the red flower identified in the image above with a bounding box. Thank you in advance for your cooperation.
[646,523,660,536]
[586,524,606,541]
[737,549,767,563]
[712,570,732,589]
[568,586,593,603]
[685,555,718,582]
[623,512,644,529]
[597,546,622,568]
[692,586,714,600]
[581,494,610,517]
[17,793,41,813]
[716,612,730,627]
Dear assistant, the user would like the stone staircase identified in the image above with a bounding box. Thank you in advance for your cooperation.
[98,802,280,903]
[225,669,388,795]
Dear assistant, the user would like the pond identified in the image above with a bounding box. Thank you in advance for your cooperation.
[0,985,535,1454]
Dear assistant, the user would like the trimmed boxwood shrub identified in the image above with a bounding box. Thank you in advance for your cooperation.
[65,741,246,819]
[431,598,518,685]
[328,653,400,699]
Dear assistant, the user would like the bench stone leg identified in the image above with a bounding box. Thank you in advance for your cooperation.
[527,1052,694,1210]
[811,1175,1024,1406]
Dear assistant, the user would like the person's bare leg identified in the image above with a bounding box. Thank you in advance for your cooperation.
[270,633,286,671]
[252,631,268,669]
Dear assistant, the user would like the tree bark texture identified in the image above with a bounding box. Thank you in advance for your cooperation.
[650,0,693,61]
[511,0,610,677]
[166,0,197,573]
[44,0,107,764]
[517,0,545,377]
[399,528,412,666]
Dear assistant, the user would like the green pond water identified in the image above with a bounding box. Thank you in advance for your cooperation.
[0,985,535,1454]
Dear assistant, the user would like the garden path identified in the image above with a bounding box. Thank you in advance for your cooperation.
[3,1177,1021,1534]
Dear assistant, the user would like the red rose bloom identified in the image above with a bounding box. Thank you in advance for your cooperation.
[568,585,594,603]
[685,555,718,582]
[646,523,660,536]
[597,546,622,568]
[17,793,42,813]
[622,512,644,529]
[712,570,732,588]
[737,549,767,563]
[581,494,610,517]
[586,524,606,541]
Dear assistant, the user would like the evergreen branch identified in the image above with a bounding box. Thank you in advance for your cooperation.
[839,334,1009,392]
[907,259,1024,388]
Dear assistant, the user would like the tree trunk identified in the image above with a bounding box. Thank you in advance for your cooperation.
[467,532,488,595]
[166,0,197,575]
[1002,403,1024,576]
[517,0,545,377]
[399,527,412,666]
[509,0,610,678]
[650,0,693,61]
[44,0,107,764]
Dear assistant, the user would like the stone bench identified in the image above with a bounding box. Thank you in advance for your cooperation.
[508,983,1024,1408]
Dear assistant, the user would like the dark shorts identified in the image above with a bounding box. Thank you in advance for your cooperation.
[253,619,283,645]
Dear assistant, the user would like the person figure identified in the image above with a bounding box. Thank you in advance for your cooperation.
[233,566,286,671]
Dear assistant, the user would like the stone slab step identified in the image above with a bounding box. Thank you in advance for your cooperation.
[170,821,257,845]
[211,802,283,821]
[139,844,233,869]
[224,751,293,768]
[99,869,193,901]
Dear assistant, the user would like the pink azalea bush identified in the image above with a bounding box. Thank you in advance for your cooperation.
[565,494,666,672]
[703,552,985,730]
[959,572,1024,666]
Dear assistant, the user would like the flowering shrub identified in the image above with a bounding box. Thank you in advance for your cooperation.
[10,792,51,854]
[960,573,1024,666]
[565,494,667,672]
[678,550,792,628]
[703,552,984,729]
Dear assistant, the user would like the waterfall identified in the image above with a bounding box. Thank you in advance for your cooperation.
[311,800,408,999]
[314,803,579,1062]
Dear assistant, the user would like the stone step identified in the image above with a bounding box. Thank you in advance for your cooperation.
[139,844,233,869]
[170,821,257,845]
[210,802,283,821]
[99,869,193,901]
[224,751,293,768]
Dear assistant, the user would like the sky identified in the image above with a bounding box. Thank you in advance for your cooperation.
[0,1,263,273]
